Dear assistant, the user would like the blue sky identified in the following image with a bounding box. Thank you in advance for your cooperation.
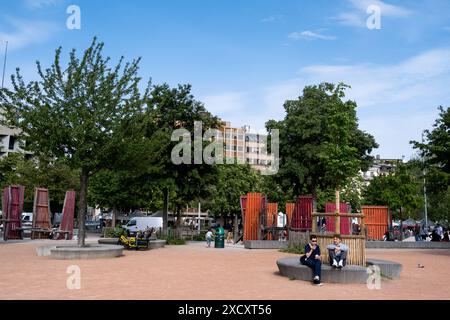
[1,0,450,159]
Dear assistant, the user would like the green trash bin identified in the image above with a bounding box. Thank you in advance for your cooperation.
[214,226,225,248]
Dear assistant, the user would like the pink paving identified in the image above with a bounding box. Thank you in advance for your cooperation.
[0,240,449,300]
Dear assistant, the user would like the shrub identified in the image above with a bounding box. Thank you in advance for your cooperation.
[192,231,207,241]
[279,246,305,255]
[159,235,186,245]
[102,226,126,238]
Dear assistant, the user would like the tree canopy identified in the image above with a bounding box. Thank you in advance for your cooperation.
[266,82,378,198]
[0,38,149,246]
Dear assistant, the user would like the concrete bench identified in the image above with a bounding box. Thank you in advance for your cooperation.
[366,258,402,279]
[277,257,403,283]
[277,257,369,283]
[244,240,289,249]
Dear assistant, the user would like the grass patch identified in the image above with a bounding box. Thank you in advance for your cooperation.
[279,245,305,255]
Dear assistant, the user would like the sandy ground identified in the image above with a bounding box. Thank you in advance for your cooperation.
[0,238,449,300]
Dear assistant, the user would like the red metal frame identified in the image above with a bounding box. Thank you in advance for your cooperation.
[2,185,25,241]
[291,195,313,230]
[57,190,76,240]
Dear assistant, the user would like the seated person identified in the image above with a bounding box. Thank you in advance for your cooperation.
[326,234,349,269]
[300,235,323,285]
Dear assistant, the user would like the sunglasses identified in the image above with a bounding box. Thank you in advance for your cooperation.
[311,240,317,242]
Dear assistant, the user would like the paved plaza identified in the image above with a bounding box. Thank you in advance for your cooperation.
[0,237,449,300]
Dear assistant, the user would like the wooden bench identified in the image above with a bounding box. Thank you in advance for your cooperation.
[17,227,71,240]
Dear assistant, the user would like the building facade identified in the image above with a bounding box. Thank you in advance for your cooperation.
[0,125,23,158]
[218,121,275,172]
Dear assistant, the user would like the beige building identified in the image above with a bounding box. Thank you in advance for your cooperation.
[218,121,275,172]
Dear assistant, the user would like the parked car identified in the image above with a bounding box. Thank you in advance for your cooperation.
[85,220,101,230]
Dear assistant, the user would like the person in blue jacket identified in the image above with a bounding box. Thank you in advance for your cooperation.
[300,235,323,285]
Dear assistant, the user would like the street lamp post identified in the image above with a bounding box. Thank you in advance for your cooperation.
[1,41,8,89]
[422,133,428,228]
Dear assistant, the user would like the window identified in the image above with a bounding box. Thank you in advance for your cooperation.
[8,136,16,150]
[237,146,243,152]
[127,219,137,226]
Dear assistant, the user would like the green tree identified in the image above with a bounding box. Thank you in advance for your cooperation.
[266,82,378,199]
[0,38,148,246]
[135,83,221,232]
[0,153,79,213]
[207,163,262,221]
[411,106,450,222]
[363,163,423,221]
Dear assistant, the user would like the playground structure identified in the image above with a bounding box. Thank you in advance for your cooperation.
[2,185,25,241]
[241,191,391,267]
[1,185,76,241]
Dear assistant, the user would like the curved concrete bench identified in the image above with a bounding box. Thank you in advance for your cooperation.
[277,257,403,283]
[366,258,402,279]
[277,257,369,283]
[98,238,166,249]
[148,240,166,249]
[98,238,120,245]
[49,245,123,260]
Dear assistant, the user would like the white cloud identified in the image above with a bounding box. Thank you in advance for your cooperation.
[258,48,450,158]
[260,15,284,23]
[334,0,413,28]
[333,12,366,28]
[295,48,450,107]
[203,92,248,114]
[348,0,413,17]
[25,0,63,9]
[288,30,337,41]
[0,18,59,51]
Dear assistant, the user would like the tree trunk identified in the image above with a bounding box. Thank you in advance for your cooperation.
[77,169,89,247]
[399,207,403,241]
[233,214,239,243]
[162,188,169,235]
[112,207,118,228]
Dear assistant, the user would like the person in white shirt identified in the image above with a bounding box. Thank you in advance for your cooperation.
[205,229,213,247]
[326,234,349,269]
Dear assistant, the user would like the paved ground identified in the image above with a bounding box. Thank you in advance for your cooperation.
[0,238,449,300]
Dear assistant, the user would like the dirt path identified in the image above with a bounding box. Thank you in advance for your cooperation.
[0,240,449,300]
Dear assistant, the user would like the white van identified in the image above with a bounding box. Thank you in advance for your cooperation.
[122,217,163,235]
[21,212,33,226]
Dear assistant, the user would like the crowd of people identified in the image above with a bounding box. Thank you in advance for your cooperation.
[383,224,449,242]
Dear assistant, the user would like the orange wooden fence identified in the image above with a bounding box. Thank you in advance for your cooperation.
[265,203,278,240]
[362,205,389,240]
[242,193,266,241]
[286,203,294,227]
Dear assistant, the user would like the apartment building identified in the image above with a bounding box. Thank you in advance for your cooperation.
[218,121,275,172]
[0,125,23,158]
[360,156,403,185]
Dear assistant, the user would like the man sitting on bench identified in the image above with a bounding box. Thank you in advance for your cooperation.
[327,234,349,269]
[300,235,323,285]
